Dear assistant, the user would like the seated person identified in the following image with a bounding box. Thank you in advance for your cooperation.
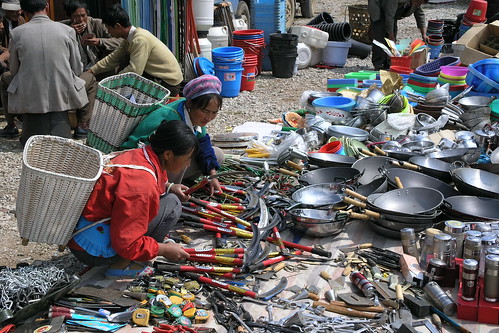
[68,120,195,276]
[87,4,183,96]
[121,75,225,195]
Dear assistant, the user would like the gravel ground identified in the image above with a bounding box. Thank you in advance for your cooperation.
[0,0,469,268]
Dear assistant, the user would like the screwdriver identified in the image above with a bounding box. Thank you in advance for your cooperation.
[432,313,443,333]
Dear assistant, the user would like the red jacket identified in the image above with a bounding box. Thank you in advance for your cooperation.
[69,145,167,261]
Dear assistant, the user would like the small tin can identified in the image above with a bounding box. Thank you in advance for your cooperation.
[426,258,448,281]
[444,220,466,258]
[423,281,457,316]
[419,228,441,269]
[461,259,478,301]
[433,233,454,268]
[401,228,419,258]
[484,254,499,302]
[463,236,482,262]
[350,271,375,297]
[465,230,482,239]
[488,247,499,256]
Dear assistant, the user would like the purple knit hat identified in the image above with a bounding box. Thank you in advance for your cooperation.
[183,75,222,100]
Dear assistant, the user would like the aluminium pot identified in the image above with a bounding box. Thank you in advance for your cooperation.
[288,208,348,237]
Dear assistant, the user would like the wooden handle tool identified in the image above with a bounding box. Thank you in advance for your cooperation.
[312,301,379,319]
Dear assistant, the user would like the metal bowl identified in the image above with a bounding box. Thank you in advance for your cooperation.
[327,125,369,141]
[289,208,347,237]
[458,96,495,111]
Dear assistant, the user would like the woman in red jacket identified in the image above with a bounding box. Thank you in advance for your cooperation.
[68,120,197,276]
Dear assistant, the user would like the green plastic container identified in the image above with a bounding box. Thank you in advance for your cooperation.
[344,71,377,81]
[491,99,499,122]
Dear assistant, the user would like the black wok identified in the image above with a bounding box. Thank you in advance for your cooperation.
[352,156,399,185]
[307,152,357,167]
[343,190,442,224]
[350,207,436,231]
[367,220,403,239]
[470,163,499,175]
[443,195,499,221]
[450,168,499,199]
[407,156,455,181]
[382,168,460,198]
[356,177,388,197]
[298,167,361,186]
[367,187,444,215]
[384,150,422,161]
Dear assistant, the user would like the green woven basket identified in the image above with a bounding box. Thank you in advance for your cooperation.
[87,73,171,153]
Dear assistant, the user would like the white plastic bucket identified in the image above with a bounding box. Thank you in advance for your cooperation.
[296,43,312,69]
[198,38,212,61]
[323,41,351,67]
[290,26,328,49]
[208,26,229,48]
[193,0,214,31]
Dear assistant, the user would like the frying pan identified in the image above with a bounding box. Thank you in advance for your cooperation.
[288,209,367,237]
[307,152,357,167]
[343,190,442,224]
[352,156,399,185]
[450,168,499,199]
[298,167,361,186]
[443,195,499,221]
[470,163,499,175]
[427,148,480,163]
[381,168,460,199]
[383,149,422,161]
[348,205,436,231]
[289,183,350,210]
[406,156,456,181]
[366,187,444,215]
[367,220,404,239]
[356,177,388,197]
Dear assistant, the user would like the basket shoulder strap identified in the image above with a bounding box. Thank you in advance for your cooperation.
[106,163,157,181]
[71,217,111,238]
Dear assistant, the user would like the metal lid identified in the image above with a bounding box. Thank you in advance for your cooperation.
[463,259,478,270]
[444,220,465,234]
[482,234,498,244]
[426,228,441,238]
[485,254,499,266]
[465,230,482,238]
[488,247,499,256]
[474,223,492,233]
[401,228,415,236]
[428,258,448,268]
[434,233,452,242]
[465,236,482,246]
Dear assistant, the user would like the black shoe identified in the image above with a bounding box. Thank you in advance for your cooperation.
[74,127,88,140]
[0,125,19,138]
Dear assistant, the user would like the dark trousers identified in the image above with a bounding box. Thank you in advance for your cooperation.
[142,72,180,97]
[21,111,72,146]
[70,193,182,267]
[369,18,399,70]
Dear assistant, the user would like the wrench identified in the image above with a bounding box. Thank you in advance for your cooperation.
[236,296,286,309]
[266,303,274,324]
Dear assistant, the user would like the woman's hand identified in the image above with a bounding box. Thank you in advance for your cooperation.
[208,178,222,196]
[158,242,190,262]
[169,183,190,202]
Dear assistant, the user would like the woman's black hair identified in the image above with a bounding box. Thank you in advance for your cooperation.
[102,4,131,27]
[63,0,88,17]
[0,9,5,21]
[150,119,199,157]
[189,93,223,111]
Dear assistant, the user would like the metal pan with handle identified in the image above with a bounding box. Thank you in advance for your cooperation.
[381,167,460,198]
[450,168,499,199]
[406,156,457,181]
[287,183,351,210]
[443,195,499,221]
[352,156,400,185]
[298,166,361,186]
[288,208,369,237]
[343,190,442,224]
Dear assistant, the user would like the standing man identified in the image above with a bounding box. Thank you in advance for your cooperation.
[0,0,24,138]
[368,0,428,70]
[7,0,96,145]
[88,4,183,96]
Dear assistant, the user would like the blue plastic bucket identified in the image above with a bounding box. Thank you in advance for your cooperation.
[323,41,351,67]
[428,44,443,59]
[212,47,244,67]
[214,67,244,98]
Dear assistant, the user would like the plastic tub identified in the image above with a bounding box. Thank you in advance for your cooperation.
[440,66,468,78]
[466,64,499,93]
[313,96,355,110]
[470,58,499,82]
[415,56,460,76]
[322,41,351,67]
[327,79,358,87]
[390,56,412,68]
[344,71,377,81]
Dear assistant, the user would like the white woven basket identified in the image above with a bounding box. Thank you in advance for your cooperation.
[87,73,171,153]
[16,135,103,246]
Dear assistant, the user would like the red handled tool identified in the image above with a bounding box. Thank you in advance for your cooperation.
[190,197,251,227]
[267,237,332,258]
[184,247,245,255]
[182,272,257,298]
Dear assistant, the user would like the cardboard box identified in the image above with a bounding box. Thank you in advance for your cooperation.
[456,20,499,66]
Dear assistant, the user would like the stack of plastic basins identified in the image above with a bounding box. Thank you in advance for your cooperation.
[459,0,488,37]
[269,33,298,78]
[212,47,244,97]
[232,29,265,74]
[250,0,286,71]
